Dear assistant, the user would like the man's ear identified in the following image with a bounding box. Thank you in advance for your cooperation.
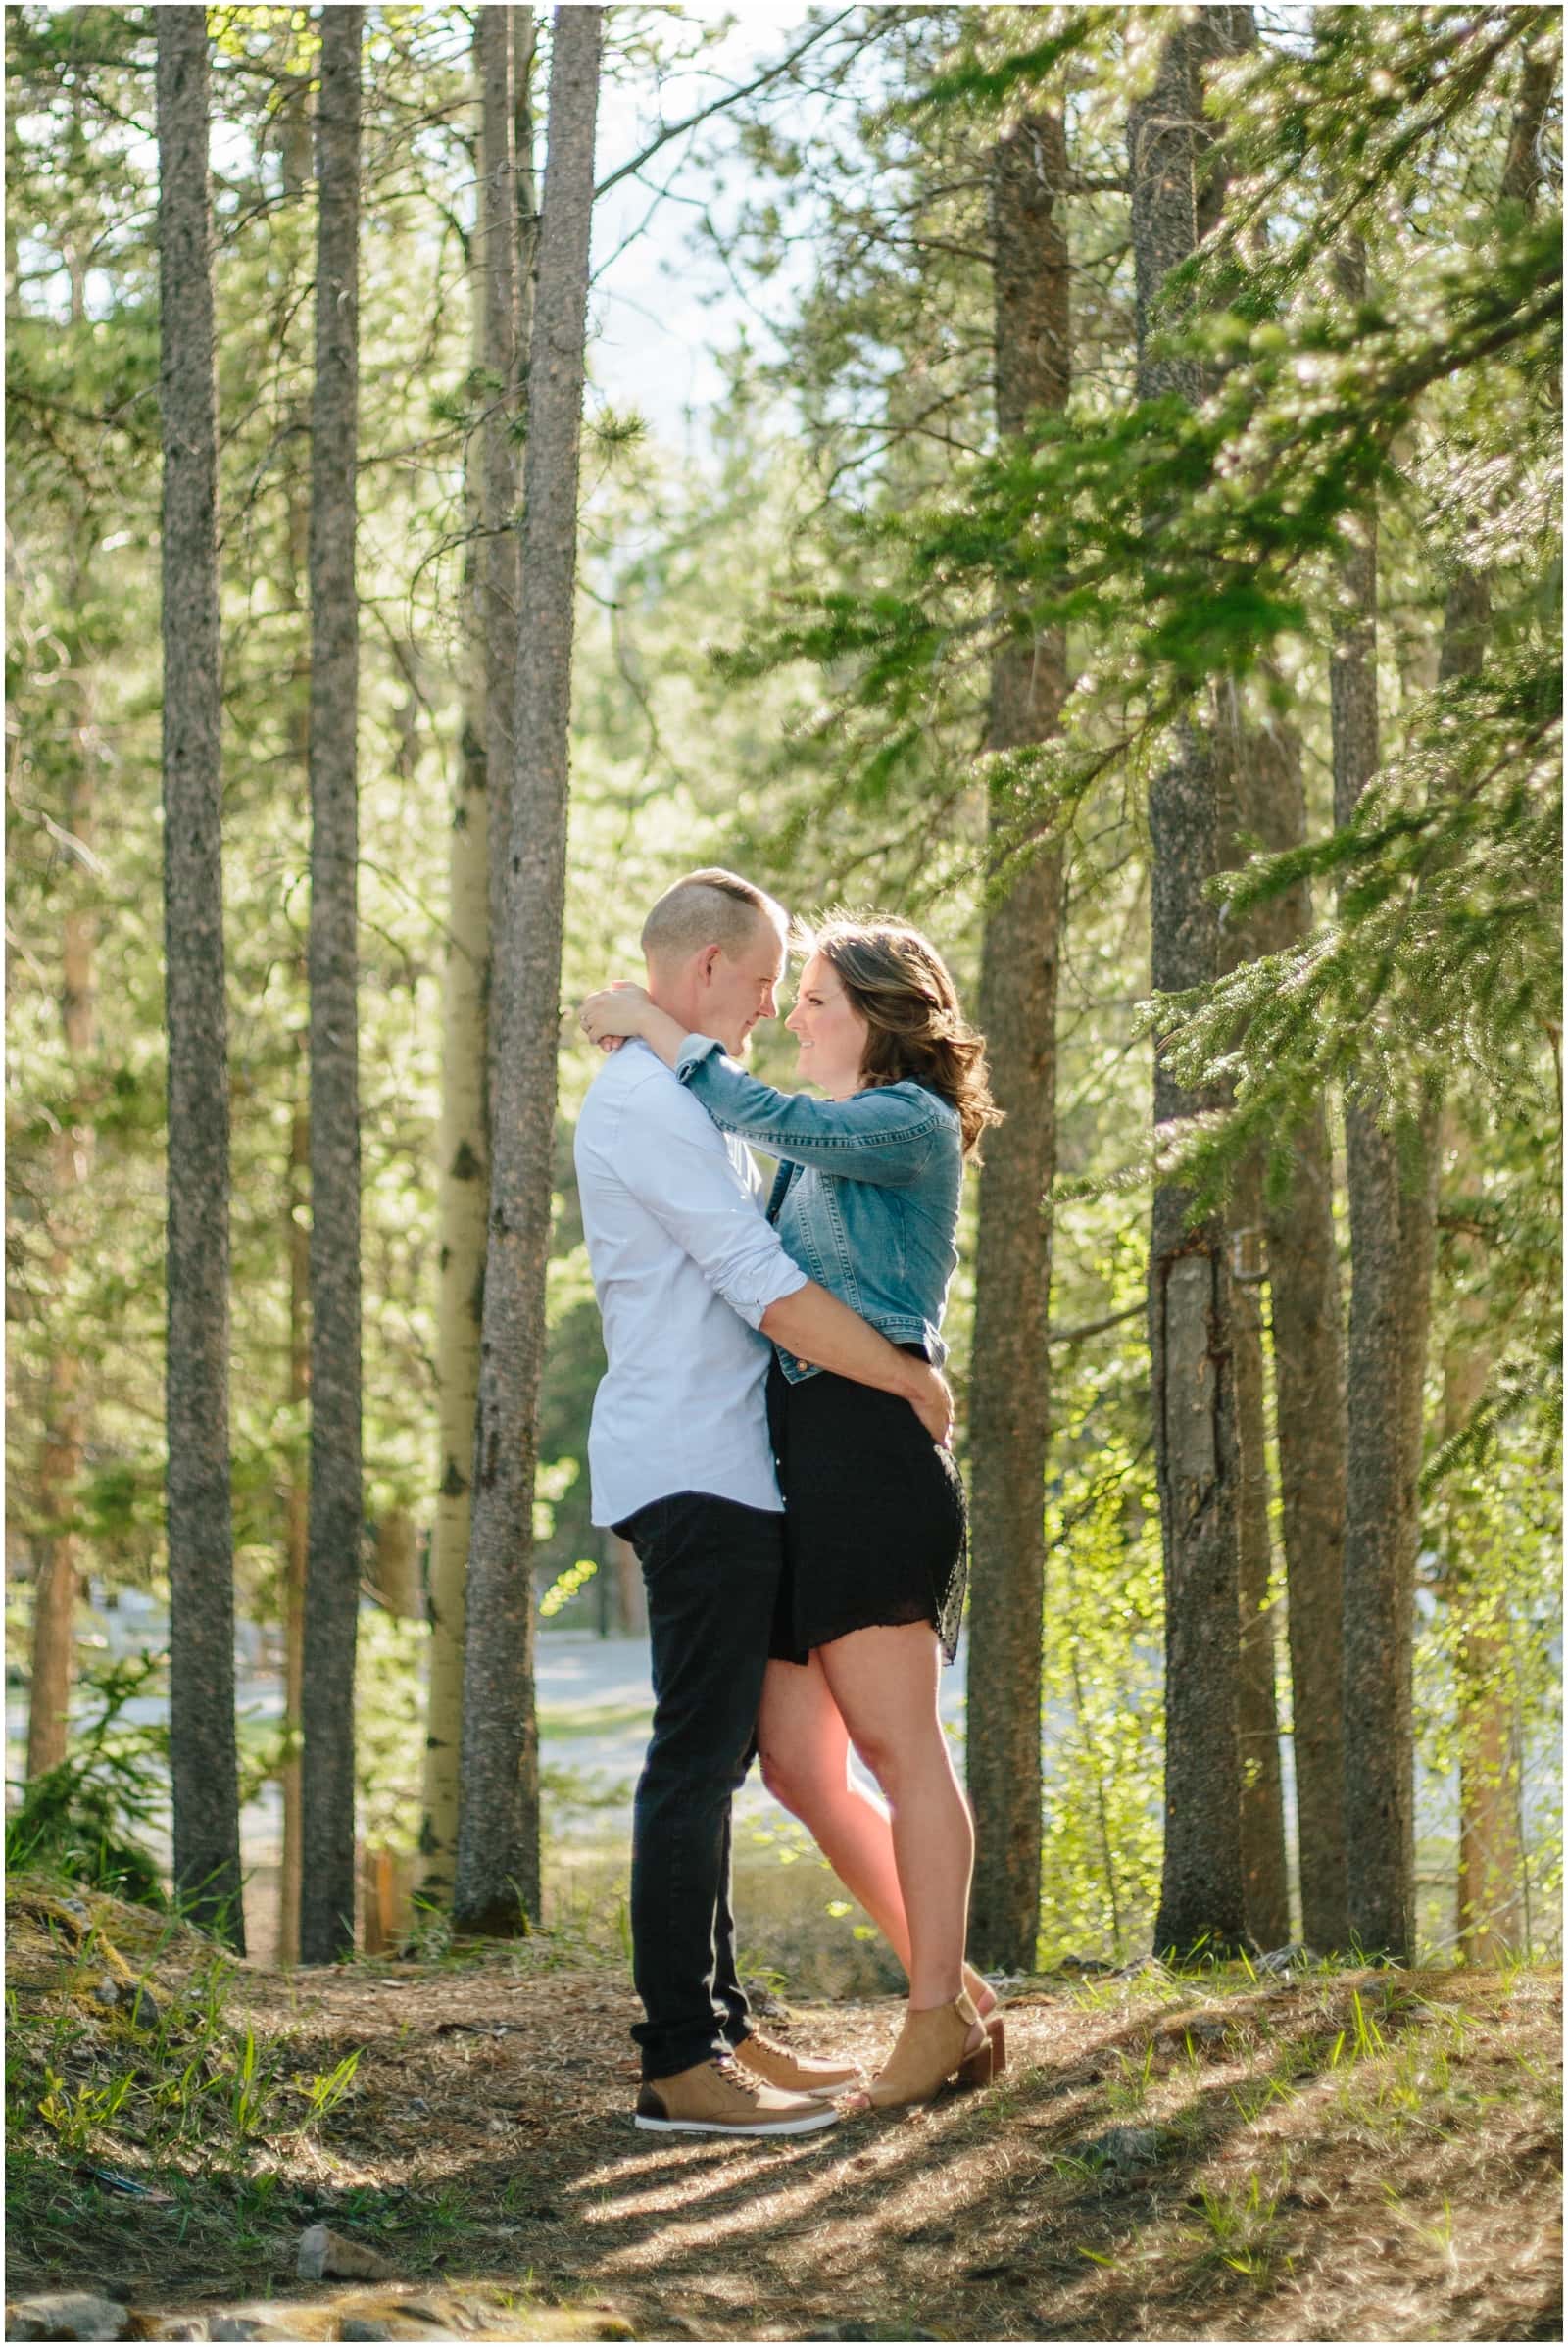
[695,943,723,989]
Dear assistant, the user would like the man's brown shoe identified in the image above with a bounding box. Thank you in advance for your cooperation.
[733,2029,861,2100]
[634,2055,839,2136]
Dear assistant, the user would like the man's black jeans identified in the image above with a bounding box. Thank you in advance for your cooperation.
[612,1490,783,2081]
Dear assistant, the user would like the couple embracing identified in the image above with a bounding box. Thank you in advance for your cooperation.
[574,868,1004,2137]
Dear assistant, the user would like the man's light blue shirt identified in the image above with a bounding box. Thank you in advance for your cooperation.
[574,1039,808,1528]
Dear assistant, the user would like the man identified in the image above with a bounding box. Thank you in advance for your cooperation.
[574,868,953,2137]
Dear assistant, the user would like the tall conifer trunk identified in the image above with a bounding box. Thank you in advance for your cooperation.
[1442,1214,1524,1962]
[423,7,538,1905]
[279,1088,310,1963]
[481,4,521,1047]
[157,6,244,1946]
[1130,25,1246,1957]
[1333,220,1421,1965]
[1191,8,1290,1951]
[300,5,364,1964]
[454,5,604,1935]
[275,85,314,1966]
[27,533,97,1784]
[1226,1074,1291,1945]
[966,111,1067,1976]
[1248,721,1349,1951]
[1442,51,1552,1957]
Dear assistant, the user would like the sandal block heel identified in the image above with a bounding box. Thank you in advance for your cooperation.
[984,2013,1006,2077]
[957,2032,996,2088]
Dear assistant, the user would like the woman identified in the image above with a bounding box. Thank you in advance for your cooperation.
[580,917,1004,2110]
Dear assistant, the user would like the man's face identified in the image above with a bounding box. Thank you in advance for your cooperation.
[699,918,789,1057]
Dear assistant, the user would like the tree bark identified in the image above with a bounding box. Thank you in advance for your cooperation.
[1428,574,1522,1964]
[454,4,604,1936]
[300,5,364,1965]
[274,83,314,1974]
[157,6,244,1946]
[1131,24,1246,1959]
[1439,40,1549,1958]
[423,8,538,1906]
[423,12,505,1910]
[1442,1247,1524,1964]
[1230,1145,1291,1950]
[279,1090,309,1966]
[1193,6,1292,1951]
[966,111,1068,1976]
[481,3,521,1009]
[1206,705,1291,1952]
[1333,221,1420,1965]
[1247,721,1350,1953]
[27,535,97,1784]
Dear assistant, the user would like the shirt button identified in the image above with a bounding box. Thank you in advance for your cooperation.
[794,1357,809,1372]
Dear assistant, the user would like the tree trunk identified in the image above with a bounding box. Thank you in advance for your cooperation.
[1437,39,1549,1956]
[1333,220,1419,1964]
[1427,572,1522,1964]
[481,4,521,1015]
[274,85,314,1974]
[454,4,604,1936]
[966,111,1068,1976]
[300,6,364,1965]
[422,18,503,1910]
[422,9,538,1906]
[156,6,244,1947]
[1131,25,1246,1959]
[1230,1144,1291,1950]
[612,1533,647,1636]
[27,536,97,1783]
[279,1090,310,1966]
[1442,1254,1524,1963]
[1193,6,1292,1951]
[1248,721,1350,1952]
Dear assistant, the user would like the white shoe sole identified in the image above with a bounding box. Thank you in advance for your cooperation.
[633,2104,839,2136]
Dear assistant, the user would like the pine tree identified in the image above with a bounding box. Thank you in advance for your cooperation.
[300,3,365,1964]
[25,518,96,1785]
[454,3,604,1935]
[1247,718,1349,1952]
[1449,37,1556,1966]
[156,4,244,1947]
[1332,206,1422,1968]
[1131,21,1246,1958]
[423,2,539,1909]
[966,109,1068,1978]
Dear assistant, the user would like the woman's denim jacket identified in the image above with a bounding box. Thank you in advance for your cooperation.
[673,1034,962,1385]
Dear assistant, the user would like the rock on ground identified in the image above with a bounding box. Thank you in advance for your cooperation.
[6,2293,131,2341]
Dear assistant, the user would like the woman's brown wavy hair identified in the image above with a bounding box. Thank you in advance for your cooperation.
[807,917,1003,1163]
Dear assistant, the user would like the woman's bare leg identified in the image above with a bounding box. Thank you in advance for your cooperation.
[758,1651,994,2012]
[815,1621,973,2010]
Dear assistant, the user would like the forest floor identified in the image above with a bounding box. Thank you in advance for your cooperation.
[6,1878,1562,2345]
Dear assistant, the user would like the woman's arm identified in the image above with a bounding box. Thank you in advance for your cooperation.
[578,986,950,1186]
[579,983,687,1066]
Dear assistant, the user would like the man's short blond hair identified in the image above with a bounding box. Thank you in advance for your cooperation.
[640,868,788,966]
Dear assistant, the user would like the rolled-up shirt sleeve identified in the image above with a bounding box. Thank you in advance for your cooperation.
[616,1073,808,1329]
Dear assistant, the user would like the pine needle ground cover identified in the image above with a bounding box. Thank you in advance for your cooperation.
[6,1881,1560,2343]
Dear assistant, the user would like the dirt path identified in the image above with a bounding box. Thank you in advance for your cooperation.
[7,1890,1562,2342]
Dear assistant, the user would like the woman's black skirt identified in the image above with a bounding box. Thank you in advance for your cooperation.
[764,1348,967,1667]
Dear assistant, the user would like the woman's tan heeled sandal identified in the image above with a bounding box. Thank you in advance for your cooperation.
[966,1974,1007,2077]
[864,1989,994,2111]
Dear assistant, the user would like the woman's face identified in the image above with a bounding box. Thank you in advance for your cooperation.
[785,951,869,1099]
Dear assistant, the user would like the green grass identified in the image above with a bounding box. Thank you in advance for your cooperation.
[1185,2164,1294,2286]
